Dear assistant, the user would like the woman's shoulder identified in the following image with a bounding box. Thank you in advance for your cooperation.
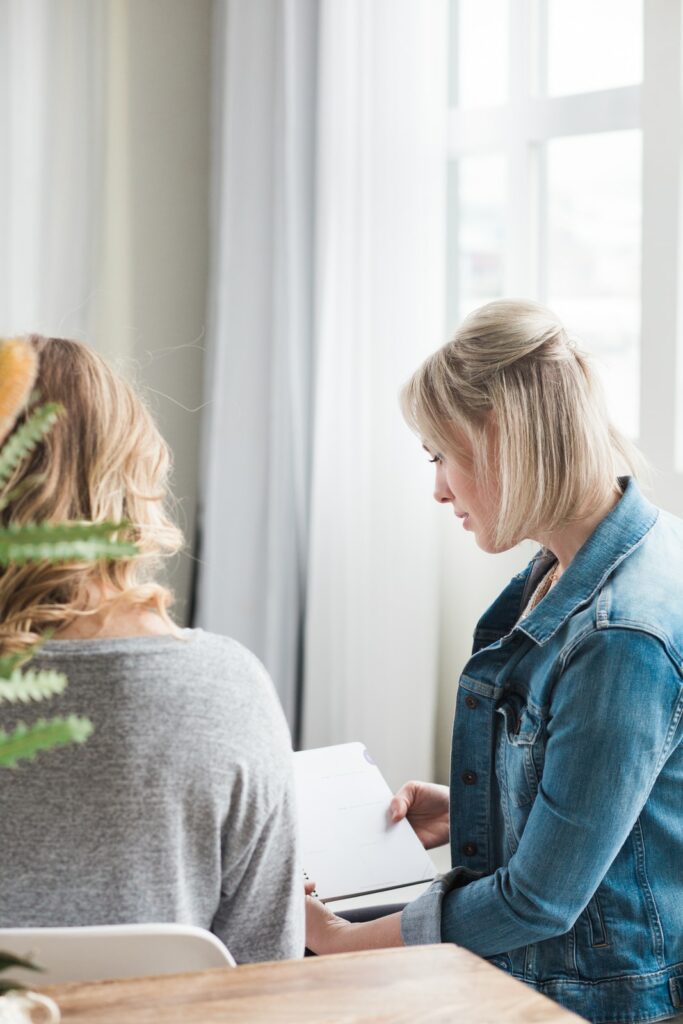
[35,628,292,757]
[169,630,293,767]
[40,625,258,662]
[603,514,683,663]
[175,627,270,675]
[188,630,285,707]
[37,628,279,708]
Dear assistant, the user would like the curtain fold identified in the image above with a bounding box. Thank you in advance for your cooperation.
[197,0,318,730]
[302,0,447,787]
[199,0,447,785]
[0,0,104,338]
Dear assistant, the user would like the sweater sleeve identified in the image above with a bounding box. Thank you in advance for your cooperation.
[401,628,683,953]
[209,664,304,963]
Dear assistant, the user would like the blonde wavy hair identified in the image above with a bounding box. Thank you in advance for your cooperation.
[0,336,184,652]
[400,299,645,551]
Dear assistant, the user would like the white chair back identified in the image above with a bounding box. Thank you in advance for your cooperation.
[0,923,236,986]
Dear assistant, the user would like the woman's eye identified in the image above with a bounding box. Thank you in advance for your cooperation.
[428,454,441,464]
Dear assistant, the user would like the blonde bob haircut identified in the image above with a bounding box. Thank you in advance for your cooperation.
[400,299,645,551]
[0,336,183,653]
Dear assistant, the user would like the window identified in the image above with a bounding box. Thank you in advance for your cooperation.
[447,0,644,441]
[546,130,641,437]
[547,0,642,97]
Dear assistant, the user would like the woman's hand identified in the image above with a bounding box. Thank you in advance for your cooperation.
[305,896,356,955]
[390,780,450,849]
[306,897,404,955]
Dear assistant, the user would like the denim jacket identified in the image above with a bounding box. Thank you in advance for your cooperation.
[401,479,683,1024]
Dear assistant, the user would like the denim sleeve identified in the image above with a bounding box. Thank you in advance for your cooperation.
[401,628,682,954]
[401,868,483,945]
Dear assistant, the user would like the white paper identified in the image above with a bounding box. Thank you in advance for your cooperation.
[294,742,437,902]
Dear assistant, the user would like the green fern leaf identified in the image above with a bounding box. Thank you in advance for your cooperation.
[0,716,93,768]
[0,520,132,543]
[0,953,40,974]
[0,669,68,705]
[0,403,62,491]
[0,520,137,565]
[0,651,31,679]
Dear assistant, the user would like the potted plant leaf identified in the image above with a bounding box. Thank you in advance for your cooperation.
[0,952,60,1023]
[0,337,136,1021]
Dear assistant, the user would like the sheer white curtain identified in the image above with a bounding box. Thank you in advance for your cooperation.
[0,0,104,337]
[302,1,447,786]
[196,0,318,730]
[199,0,447,783]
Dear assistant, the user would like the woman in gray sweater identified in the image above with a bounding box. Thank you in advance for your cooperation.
[0,335,303,963]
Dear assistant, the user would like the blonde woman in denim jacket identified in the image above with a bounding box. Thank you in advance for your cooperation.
[306,300,683,1024]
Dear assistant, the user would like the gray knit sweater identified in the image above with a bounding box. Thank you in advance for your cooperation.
[0,629,304,963]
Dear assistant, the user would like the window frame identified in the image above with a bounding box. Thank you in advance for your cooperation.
[448,0,683,504]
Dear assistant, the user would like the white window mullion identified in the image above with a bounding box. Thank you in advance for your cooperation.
[530,87,640,140]
[448,88,640,156]
[446,0,460,330]
[505,0,532,295]
[446,160,461,331]
[447,0,459,108]
[529,0,546,304]
[536,143,548,304]
[640,0,682,474]
[532,0,547,99]
[505,146,533,296]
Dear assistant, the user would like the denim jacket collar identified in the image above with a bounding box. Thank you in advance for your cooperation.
[515,477,659,646]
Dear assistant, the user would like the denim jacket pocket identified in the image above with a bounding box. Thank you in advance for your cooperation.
[496,698,545,810]
[583,890,609,948]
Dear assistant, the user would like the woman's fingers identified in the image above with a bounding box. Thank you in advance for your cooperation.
[390,781,418,822]
[304,880,317,896]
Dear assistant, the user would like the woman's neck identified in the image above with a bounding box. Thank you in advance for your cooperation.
[534,486,622,577]
[53,586,175,640]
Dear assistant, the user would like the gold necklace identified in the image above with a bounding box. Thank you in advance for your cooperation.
[527,565,560,613]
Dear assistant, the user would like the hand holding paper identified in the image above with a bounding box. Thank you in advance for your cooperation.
[390,779,450,849]
[294,742,437,902]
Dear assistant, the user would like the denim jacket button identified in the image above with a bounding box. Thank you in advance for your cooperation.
[461,770,477,785]
[462,842,478,856]
[465,695,478,710]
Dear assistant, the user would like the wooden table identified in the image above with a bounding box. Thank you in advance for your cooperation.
[44,945,584,1023]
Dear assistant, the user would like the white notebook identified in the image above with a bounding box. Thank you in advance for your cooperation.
[294,742,437,902]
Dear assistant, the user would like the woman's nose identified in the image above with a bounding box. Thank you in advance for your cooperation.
[433,465,453,504]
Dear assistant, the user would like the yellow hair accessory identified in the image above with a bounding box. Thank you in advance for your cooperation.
[0,338,38,445]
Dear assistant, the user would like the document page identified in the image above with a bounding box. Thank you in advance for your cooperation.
[294,742,437,902]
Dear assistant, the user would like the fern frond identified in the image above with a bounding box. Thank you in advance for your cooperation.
[0,402,62,491]
[0,952,41,991]
[0,520,136,565]
[0,651,32,679]
[0,716,93,767]
[0,952,40,974]
[0,669,68,705]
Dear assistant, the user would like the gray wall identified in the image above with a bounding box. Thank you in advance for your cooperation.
[96,0,213,622]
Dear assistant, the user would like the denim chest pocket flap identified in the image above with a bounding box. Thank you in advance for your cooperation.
[496,697,545,808]
[497,696,542,745]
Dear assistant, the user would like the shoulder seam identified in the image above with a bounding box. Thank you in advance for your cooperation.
[559,624,683,680]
